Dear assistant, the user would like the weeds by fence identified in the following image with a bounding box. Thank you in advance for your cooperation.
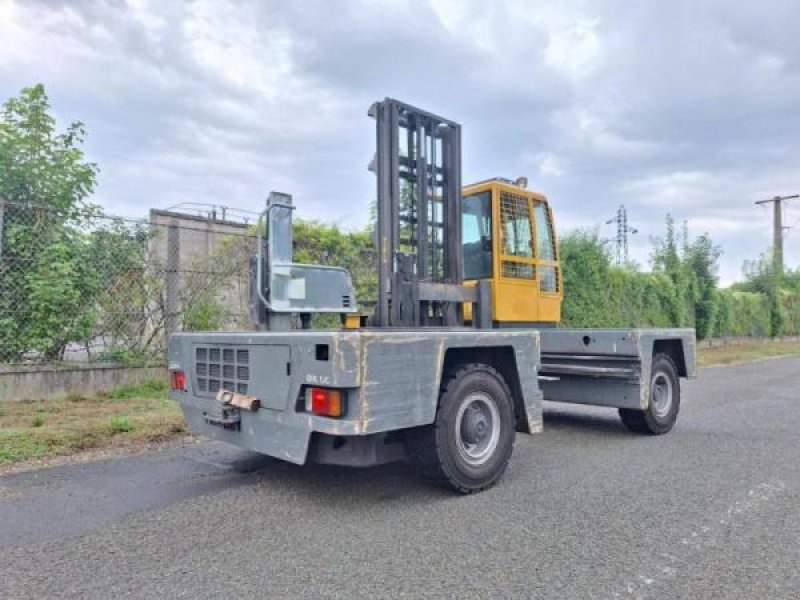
[0,200,256,365]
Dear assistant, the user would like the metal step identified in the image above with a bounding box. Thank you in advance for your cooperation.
[539,362,639,379]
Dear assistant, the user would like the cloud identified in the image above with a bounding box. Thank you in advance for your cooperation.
[1,0,799,284]
[523,151,567,178]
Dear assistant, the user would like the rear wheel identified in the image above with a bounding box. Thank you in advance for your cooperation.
[406,363,516,493]
[619,353,680,435]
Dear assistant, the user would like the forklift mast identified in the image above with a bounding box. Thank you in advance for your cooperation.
[369,98,489,328]
[250,98,558,330]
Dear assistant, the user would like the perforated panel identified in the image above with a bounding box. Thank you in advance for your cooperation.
[502,262,536,278]
[539,265,558,292]
[499,191,535,280]
[499,192,533,258]
[195,346,249,395]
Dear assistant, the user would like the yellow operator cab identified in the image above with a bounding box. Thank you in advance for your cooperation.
[461,178,563,326]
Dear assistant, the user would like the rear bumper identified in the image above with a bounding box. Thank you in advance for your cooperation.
[175,393,409,466]
[171,392,396,466]
[176,394,313,464]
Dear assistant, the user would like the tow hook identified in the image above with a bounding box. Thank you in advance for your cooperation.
[203,390,261,429]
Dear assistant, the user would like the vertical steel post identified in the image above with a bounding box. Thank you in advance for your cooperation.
[374,100,400,327]
[441,122,463,326]
[166,222,180,339]
[416,120,428,281]
[444,121,463,284]
[0,197,5,260]
[430,131,438,282]
[374,102,389,326]
[265,192,294,332]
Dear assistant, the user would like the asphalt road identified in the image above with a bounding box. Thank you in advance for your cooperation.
[1,356,798,599]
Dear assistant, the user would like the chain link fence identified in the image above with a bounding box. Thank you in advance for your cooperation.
[0,200,257,366]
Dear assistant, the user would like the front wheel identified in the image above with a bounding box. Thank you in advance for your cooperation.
[406,363,516,493]
[619,353,681,435]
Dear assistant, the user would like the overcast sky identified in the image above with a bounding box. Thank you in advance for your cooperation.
[2,0,800,284]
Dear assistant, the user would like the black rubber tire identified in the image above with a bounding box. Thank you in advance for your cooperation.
[405,363,516,494]
[619,353,680,435]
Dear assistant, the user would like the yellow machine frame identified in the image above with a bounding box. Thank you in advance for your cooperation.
[462,179,563,325]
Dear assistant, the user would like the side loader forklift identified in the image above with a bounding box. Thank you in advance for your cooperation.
[169,98,695,493]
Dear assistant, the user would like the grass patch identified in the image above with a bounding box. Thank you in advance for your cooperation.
[0,378,184,466]
[66,392,88,403]
[100,379,168,400]
[698,340,800,367]
[109,416,133,433]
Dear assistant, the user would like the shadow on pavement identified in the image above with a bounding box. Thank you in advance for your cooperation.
[542,407,633,438]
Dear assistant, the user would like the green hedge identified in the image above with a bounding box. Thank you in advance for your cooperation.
[285,221,799,339]
[559,230,799,338]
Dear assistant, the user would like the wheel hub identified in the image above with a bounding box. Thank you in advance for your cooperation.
[455,392,501,467]
[651,373,673,418]
[462,408,489,444]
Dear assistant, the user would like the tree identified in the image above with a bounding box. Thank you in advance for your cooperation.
[740,252,774,295]
[684,234,722,339]
[0,84,99,360]
[650,214,694,327]
[0,84,97,211]
[558,229,614,327]
[651,214,681,276]
[739,252,794,336]
[293,218,377,308]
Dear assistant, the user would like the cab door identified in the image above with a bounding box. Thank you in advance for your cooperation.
[492,188,540,322]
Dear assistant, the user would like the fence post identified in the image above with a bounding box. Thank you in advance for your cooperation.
[0,196,5,259]
[165,221,180,340]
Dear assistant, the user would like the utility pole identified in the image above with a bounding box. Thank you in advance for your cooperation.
[755,194,799,274]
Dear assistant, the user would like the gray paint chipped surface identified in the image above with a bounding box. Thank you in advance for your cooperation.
[169,327,694,465]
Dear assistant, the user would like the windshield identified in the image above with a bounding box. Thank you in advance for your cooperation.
[462,192,493,280]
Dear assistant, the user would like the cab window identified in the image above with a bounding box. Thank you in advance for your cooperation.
[499,191,535,279]
[500,192,533,258]
[535,202,556,260]
[462,192,493,280]
[535,202,559,292]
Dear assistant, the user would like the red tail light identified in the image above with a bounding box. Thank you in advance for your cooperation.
[307,387,343,418]
[170,369,187,392]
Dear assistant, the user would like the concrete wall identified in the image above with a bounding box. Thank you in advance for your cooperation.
[149,209,254,331]
[149,209,253,266]
[0,364,166,402]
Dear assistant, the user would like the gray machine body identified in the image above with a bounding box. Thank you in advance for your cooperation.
[251,192,357,330]
[538,328,696,410]
[168,327,695,467]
